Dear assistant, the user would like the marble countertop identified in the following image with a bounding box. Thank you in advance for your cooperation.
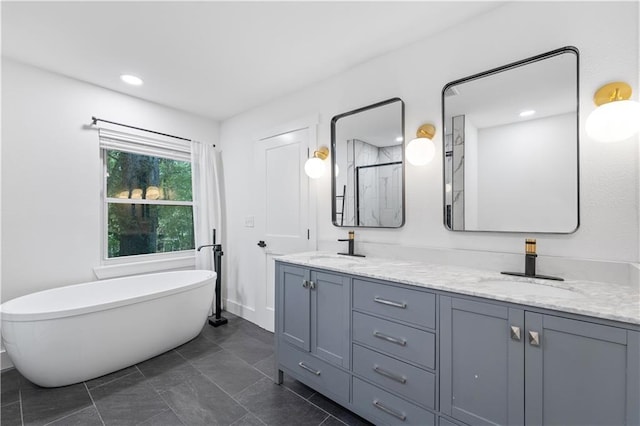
[277,251,640,326]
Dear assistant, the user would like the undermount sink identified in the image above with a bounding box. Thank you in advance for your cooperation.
[307,254,366,267]
[480,280,581,299]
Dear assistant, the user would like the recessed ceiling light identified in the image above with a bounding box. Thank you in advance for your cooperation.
[519,110,536,117]
[120,74,143,86]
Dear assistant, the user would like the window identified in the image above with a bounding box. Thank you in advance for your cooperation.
[100,130,194,259]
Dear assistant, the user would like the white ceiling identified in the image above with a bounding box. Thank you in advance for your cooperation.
[2,1,503,121]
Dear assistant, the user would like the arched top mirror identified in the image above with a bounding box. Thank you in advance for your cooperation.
[331,98,405,228]
[442,46,579,233]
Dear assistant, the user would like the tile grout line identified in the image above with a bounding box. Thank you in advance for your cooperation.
[19,388,24,426]
[200,335,336,425]
[234,374,341,426]
[153,393,187,425]
[302,395,354,426]
[141,408,187,426]
[83,382,106,426]
[176,343,310,426]
[133,362,187,426]
[85,370,139,392]
[40,403,100,426]
[142,321,338,426]
[179,349,258,422]
[319,414,351,426]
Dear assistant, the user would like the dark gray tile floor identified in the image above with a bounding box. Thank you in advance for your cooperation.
[0,312,371,426]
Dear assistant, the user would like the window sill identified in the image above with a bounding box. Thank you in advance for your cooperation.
[93,254,196,280]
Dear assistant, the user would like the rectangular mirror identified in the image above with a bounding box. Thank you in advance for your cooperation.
[332,98,405,228]
[443,46,579,233]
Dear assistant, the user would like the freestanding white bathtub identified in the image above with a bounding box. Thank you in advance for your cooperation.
[0,270,215,387]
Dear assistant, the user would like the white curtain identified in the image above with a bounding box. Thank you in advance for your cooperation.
[191,141,223,314]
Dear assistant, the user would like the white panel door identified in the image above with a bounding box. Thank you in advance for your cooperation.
[255,128,312,331]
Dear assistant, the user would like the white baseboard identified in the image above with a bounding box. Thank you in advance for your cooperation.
[1,349,14,371]
[225,299,257,324]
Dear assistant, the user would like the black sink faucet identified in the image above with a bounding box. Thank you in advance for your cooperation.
[524,238,537,277]
[501,238,563,281]
[338,231,365,257]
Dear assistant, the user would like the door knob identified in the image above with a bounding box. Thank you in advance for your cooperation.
[257,240,267,248]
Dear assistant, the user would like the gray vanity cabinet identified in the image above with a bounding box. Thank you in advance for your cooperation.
[440,297,524,425]
[277,263,351,367]
[441,296,640,426]
[524,312,639,426]
[278,264,310,351]
[277,260,639,426]
[276,263,351,403]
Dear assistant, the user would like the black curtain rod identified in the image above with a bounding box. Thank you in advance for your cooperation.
[92,116,215,146]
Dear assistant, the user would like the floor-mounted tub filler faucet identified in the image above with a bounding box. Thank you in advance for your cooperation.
[501,238,563,281]
[338,231,365,257]
[197,229,228,327]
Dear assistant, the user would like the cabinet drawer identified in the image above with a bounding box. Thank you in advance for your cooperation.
[278,343,349,401]
[353,311,435,369]
[353,377,435,426]
[353,279,435,328]
[353,344,435,409]
[439,417,463,426]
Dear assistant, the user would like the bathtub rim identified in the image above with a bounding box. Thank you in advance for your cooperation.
[0,269,216,322]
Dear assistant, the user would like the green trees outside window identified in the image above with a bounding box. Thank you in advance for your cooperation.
[106,150,194,258]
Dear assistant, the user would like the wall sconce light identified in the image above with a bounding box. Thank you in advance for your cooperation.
[304,146,329,179]
[406,124,436,166]
[586,82,640,143]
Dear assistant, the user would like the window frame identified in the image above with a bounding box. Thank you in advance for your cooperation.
[98,129,196,267]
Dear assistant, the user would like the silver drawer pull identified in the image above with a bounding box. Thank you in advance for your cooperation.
[298,362,321,376]
[373,296,407,309]
[373,331,407,346]
[373,365,407,384]
[372,399,406,421]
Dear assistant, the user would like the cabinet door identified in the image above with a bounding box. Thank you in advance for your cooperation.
[440,296,524,426]
[310,270,350,367]
[525,313,640,426]
[277,264,310,351]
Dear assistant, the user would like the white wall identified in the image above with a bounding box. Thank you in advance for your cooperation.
[219,2,639,317]
[1,59,219,302]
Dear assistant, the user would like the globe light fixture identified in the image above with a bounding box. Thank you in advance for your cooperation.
[304,146,329,179]
[406,124,436,166]
[586,82,640,143]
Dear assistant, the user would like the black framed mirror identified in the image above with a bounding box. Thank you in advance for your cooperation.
[331,98,405,228]
[442,46,579,233]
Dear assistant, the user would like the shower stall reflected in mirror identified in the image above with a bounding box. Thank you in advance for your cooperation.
[356,161,402,227]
